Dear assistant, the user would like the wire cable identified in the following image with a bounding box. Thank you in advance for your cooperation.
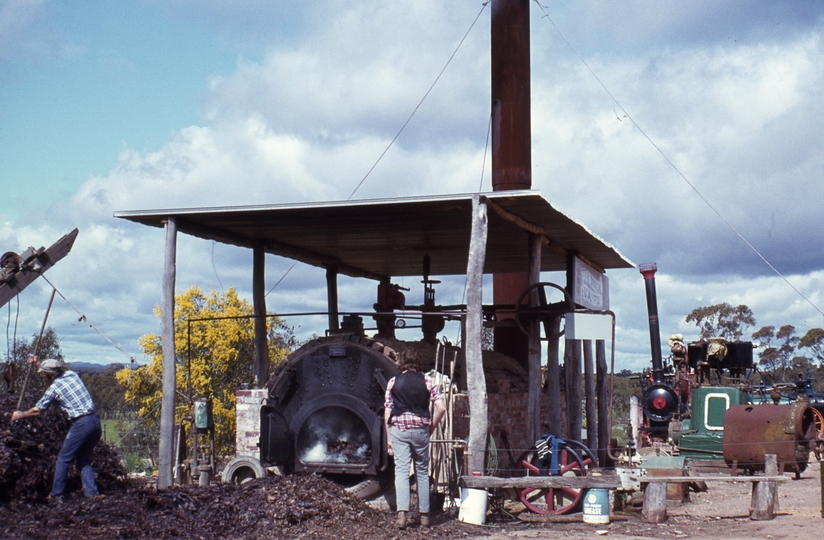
[39,274,137,364]
[532,0,824,319]
[347,2,490,200]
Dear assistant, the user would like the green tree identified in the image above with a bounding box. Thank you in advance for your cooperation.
[4,327,64,392]
[799,328,824,366]
[81,365,133,415]
[685,303,755,340]
[116,285,297,458]
[753,325,801,381]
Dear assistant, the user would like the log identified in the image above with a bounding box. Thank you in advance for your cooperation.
[751,454,778,520]
[642,480,668,523]
[461,475,622,490]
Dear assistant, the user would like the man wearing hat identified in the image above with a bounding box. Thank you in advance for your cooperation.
[11,354,101,499]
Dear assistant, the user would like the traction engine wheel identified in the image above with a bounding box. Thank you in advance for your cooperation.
[811,407,824,439]
[515,445,587,514]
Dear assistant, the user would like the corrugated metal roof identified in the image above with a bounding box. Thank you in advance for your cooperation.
[114,190,634,280]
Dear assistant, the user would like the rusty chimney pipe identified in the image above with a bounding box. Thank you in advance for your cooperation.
[491,0,531,191]
[491,0,532,364]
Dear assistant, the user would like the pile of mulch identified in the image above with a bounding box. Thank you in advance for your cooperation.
[1,392,489,539]
[0,392,128,502]
[0,475,491,539]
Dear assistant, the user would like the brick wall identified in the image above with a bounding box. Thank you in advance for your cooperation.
[235,388,267,459]
[453,389,567,474]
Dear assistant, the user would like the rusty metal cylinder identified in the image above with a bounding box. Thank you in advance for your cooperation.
[723,402,816,473]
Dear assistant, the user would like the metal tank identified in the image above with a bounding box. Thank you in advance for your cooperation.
[723,401,816,474]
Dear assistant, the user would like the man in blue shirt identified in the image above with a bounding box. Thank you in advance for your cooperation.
[12,355,101,499]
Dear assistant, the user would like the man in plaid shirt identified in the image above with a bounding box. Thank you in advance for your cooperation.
[384,349,445,529]
[12,355,101,499]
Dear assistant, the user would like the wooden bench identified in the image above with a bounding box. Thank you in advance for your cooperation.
[461,475,622,490]
[640,472,786,522]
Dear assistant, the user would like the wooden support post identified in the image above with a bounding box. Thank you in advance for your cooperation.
[545,317,562,436]
[595,339,609,466]
[820,458,824,518]
[252,243,269,386]
[583,340,596,454]
[527,233,542,444]
[326,265,339,334]
[564,339,582,441]
[465,195,489,474]
[158,217,178,489]
[642,481,668,523]
[751,454,778,520]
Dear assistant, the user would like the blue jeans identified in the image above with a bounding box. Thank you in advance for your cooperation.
[52,413,101,497]
[391,425,430,513]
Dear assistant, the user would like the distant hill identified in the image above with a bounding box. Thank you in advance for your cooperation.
[68,362,116,373]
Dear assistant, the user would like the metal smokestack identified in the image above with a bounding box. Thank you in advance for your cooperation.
[491,0,532,365]
[640,262,664,384]
[639,262,678,423]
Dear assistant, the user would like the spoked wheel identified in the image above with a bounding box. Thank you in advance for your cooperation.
[811,407,824,439]
[515,445,586,514]
[561,439,598,470]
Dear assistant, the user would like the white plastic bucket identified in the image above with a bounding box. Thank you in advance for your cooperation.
[582,488,610,524]
[458,488,488,525]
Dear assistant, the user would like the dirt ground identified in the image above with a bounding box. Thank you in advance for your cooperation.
[468,459,824,540]
[3,389,822,539]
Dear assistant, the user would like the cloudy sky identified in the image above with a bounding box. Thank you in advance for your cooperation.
[2,0,824,372]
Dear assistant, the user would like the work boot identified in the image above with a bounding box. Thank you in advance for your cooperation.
[420,513,430,527]
[395,511,407,529]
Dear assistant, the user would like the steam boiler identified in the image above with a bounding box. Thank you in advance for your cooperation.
[258,333,401,496]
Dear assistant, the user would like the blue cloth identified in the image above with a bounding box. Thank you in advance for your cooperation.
[52,413,101,497]
[36,370,95,420]
[391,425,430,513]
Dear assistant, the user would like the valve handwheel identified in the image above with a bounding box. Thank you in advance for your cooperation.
[514,282,574,341]
[515,442,587,514]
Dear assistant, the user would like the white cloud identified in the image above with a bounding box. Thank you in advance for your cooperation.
[5,1,824,368]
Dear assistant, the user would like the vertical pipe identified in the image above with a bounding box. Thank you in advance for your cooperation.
[253,243,269,386]
[491,0,531,191]
[491,0,531,367]
[640,262,665,384]
[159,217,178,489]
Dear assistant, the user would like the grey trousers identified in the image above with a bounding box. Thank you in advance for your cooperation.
[391,425,430,513]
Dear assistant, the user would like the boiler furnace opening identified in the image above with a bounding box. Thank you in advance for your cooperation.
[297,406,372,465]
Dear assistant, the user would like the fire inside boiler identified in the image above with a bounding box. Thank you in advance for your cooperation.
[298,407,372,465]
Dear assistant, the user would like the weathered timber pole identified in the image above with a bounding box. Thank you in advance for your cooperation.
[158,217,178,489]
[326,265,339,334]
[564,339,582,441]
[466,195,489,474]
[527,233,542,443]
[596,339,609,466]
[252,242,269,386]
[583,340,597,454]
[545,317,562,436]
[491,0,531,366]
